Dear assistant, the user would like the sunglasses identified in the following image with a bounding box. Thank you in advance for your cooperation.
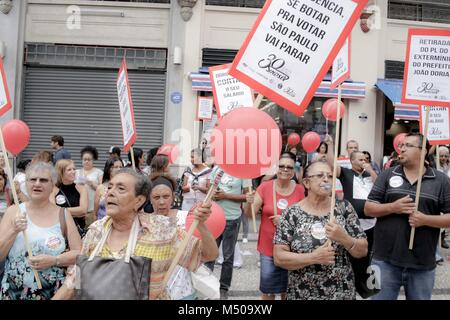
[27,177,51,184]
[306,172,333,180]
[279,165,294,171]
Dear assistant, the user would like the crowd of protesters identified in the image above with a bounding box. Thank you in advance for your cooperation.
[0,131,449,301]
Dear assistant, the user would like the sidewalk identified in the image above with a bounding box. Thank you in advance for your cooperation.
[212,219,450,300]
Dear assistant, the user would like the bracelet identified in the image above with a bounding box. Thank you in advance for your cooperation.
[55,255,60,267]
[348,239,357,251]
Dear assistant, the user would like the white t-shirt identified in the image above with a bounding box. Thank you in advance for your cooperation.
[181,166,211,211]
[14,172,28,197]
[75,168,103,212]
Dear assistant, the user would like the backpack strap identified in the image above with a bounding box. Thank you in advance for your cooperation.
[59,207,68,240]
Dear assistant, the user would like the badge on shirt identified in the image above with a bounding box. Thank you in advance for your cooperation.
[311,222,327,240]
[46,235,63,250]
[277,199,289,210]
[389,176,403,188]
[56,195,67,205]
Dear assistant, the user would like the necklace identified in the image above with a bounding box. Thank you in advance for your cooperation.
[275,180,292,195]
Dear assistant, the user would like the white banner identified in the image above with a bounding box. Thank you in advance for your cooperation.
[402,29,450,108]
[229,0,368,116]
[0,57,12,117]
[331,37,350,89]
[117,59,137,152]
[197,97,214,120]
[209,64,254,118]
[420,106,450,145]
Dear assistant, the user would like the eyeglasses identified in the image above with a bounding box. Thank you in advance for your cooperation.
[307,172,333,180]
[279,165,294,171]
[83,158,93,162]
[27,177,50,184]
[399,143,422,149]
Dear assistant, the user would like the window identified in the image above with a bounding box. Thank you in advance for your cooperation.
[385,60,405,80]
[388,0,450,24]
[205,0,265,8]
[88,1,170,3]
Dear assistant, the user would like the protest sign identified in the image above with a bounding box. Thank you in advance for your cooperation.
[331,36,351,89]
[196,96,214,120]
[402,29,450,108]
[117,59,137,152]
[229,0,368,116]
[419,106,450,145]
[0,57,12,117]
[209,64,254,118]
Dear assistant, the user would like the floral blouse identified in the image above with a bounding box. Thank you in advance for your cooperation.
[63,213,202,299]
[274,200,366,300]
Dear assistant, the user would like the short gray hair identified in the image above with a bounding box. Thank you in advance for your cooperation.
[439,146,449,155]
[116,168,151,199]
[25,161,57,185]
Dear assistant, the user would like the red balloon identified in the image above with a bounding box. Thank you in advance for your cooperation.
[185,202,226,239]
[157,144,179,164]
[302,132,321,153]
[2,120,30,156]
[393,133,407,155]
[322,99,345,121]
[287,133,301,146]
[211,108,282,179]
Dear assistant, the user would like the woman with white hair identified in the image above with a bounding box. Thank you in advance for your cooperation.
[0,162,81,300]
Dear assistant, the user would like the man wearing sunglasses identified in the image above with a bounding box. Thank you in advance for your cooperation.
[365,133,450,300]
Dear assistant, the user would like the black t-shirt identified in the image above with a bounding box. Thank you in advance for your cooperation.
[338,167,374,219]
[56,183,85,230]
[367,165,450,270]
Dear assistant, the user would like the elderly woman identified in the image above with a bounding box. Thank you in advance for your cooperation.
[51,160,88,236]
[93,157,123,221]
[53,168,218,300]
[244,152,305,300]
[273,161,368,300]
[0,162,81,300]
[150,173,217,299]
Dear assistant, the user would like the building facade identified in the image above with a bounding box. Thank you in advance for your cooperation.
[0,0,449,168]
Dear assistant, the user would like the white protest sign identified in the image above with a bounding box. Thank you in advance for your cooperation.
[0,57,12,117]
[419,106,450,145]
[331,36,351,89]
[229,0,368,116]
[209,64,254,118]
[402,29,450,108]
[117,59,137,152]
[197,96,214,120]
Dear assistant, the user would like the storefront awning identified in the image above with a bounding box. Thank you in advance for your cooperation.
[190,69,366,100]
[375,79,419,120]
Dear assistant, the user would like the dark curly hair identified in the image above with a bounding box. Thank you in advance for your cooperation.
[80,145,99,161]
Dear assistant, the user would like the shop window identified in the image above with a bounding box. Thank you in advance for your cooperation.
[261,97,340,165]
[388,0,450,24]
[205,0,265,8]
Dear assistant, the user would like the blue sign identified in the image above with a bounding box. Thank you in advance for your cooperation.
[171,92,182,104]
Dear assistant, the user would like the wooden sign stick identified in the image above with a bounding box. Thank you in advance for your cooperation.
[159,170,224,298]
[130,146,136,172]
[329,85,342,221]
[0,129,42,289]
[246,93,265,233]
[409,106,430,250]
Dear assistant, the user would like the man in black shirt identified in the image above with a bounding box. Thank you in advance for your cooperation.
[325,136,378,283]
[365,133,450,300]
